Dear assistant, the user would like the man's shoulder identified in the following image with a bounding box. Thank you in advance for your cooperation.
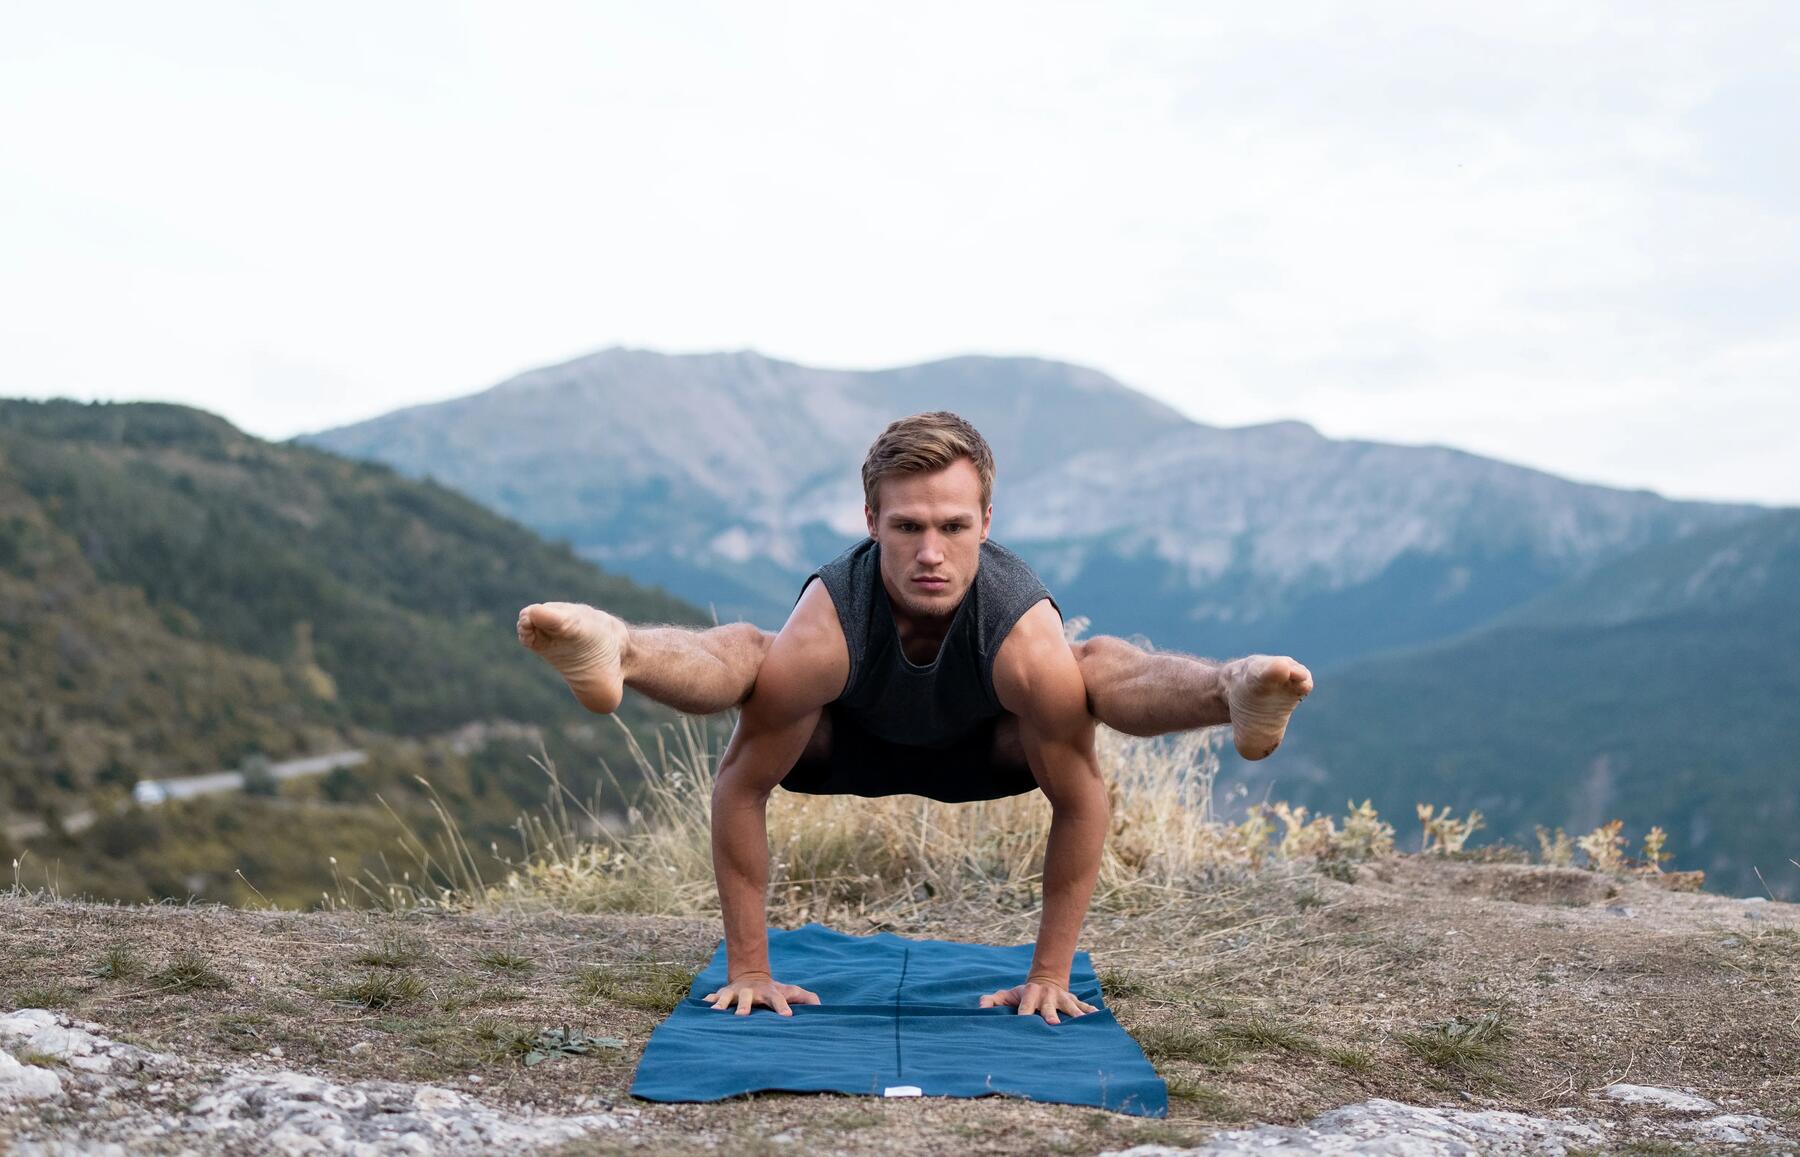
[990,598,1082,721]
[976,538,1049,586]
[756,577,851,714]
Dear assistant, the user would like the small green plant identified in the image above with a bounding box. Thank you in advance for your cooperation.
[1098,969,1150,999]
[212,1012,272,1052]
[88,944,144,981]
[330,971,424,1009]
[474,948,534,974]
[1534,825,1575,866]
[1214,1016,1323,1056]
[1162,1072,1237,1116]
[469,1017,539,1062]
[1577,820,1627,872]
[1396,1011,1512,1076]
[573,963,695,1013]
[13,984,74,1008]
[1131,1023,1245,1068]
[1417,804,1484,855]
[353,935,425,968]
[1324,1045,1375,1073]
[1293,887,1327,911]
[1338,799,1396,859]
[522,1025,625,1066]
[152,950,230,993]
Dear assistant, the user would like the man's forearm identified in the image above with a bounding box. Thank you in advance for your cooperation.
[1028,778,1110,985]
[710,772,774,979]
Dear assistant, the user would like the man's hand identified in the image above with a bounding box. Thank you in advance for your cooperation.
[978,976,1097,1025]
[703,973,821,1017]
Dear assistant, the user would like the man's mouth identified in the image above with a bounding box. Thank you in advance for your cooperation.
[913,576,950,591]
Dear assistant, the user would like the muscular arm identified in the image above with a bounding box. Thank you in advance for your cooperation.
[708,579,848,1005]
[988,599,1110,1018]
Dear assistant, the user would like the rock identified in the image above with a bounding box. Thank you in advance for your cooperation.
[0,1010,632,1154]
[1685,1114,1780,1144]
[1099,1097,1610,1154]
[0,1048,65,1102]
[1599,1084,1719,1112]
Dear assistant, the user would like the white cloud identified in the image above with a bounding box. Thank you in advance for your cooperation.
[2,1,1796,503]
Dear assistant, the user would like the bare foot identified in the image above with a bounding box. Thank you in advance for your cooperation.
[1223,655,1313,760]
[516,602,628,714]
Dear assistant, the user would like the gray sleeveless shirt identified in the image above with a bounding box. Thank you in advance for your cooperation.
[796,537,1060,747]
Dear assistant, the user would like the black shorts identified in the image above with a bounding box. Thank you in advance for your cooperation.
[779,703,1039,804]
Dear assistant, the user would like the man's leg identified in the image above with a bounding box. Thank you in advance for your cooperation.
[1071,637,1313,760]
[517,602,774,715]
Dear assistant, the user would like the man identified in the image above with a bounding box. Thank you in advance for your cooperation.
[518,412,1313,1024]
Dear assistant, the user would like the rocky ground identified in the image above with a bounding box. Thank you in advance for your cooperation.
[1,854,1794,1155]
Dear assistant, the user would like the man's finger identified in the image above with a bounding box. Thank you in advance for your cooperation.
[773,992,792,1017]
[735,988,753,1016]
[791,987,821,1005]
[1018,988,1040,1018]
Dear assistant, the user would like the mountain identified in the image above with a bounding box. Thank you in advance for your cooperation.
[302,347,1761,669]
[0,398,704,821]
[1246,508,1800,899]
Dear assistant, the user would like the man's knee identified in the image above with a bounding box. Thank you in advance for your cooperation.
[722,623,777,707]
[721,621,775,656]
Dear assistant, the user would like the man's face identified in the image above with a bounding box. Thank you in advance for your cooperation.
[865,457,992,622]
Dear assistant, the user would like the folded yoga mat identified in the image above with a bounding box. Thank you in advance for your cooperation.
[629,923,1167,1117]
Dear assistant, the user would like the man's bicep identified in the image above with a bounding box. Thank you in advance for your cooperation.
[992,599,1104,806]
[716,581,848,791]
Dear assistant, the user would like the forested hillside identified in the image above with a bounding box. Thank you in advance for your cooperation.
[0,399,708,902]
[1256,509,1800,899]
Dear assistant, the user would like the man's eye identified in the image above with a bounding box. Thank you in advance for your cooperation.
[944,525,963,533]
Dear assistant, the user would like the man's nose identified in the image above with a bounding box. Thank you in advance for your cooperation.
[917,535,945,565]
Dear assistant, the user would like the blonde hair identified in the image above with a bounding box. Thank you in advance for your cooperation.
[861,411,996,513]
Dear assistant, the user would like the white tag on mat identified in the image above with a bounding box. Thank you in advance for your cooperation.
[882,1085,922,1097]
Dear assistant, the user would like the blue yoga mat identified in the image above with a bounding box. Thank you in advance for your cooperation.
[629,923,1167,1117]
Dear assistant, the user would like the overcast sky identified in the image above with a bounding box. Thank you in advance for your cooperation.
[3,2,1796,504]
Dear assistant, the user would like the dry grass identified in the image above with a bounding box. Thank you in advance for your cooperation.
[342,712,1408,929]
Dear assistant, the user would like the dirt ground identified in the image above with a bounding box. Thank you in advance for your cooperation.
[1,854,1795,1154]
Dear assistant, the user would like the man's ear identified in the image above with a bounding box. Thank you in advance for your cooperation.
[980,504,992,542]
[865,503,877,539]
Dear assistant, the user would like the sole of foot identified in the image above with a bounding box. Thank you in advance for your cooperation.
[1225,655,1314,760]
[516,602,627,714]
